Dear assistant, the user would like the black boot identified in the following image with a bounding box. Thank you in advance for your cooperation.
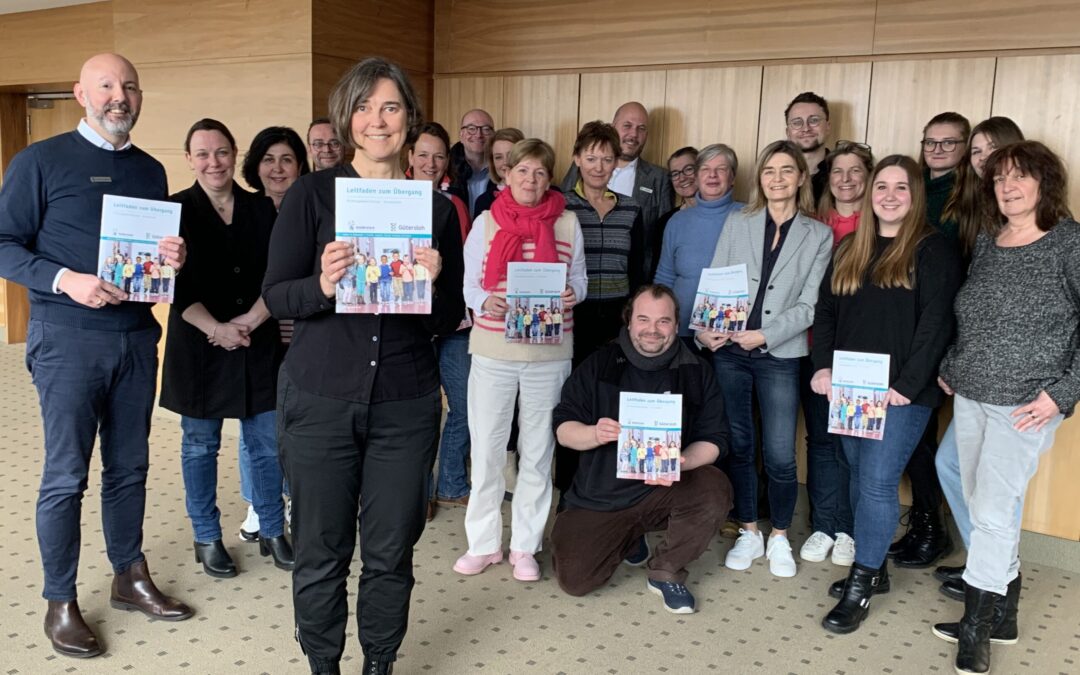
[259,535,295,571]
[940,577,965,601]
[953,584,1001,673]
[828,561,890,599]
[933,574,1020,645]
[894,508,952,568]
[822,562,882,634]
[194,540,237,578]
[887,509,915,557]
[362,657,394,674]
[934,564,965,583]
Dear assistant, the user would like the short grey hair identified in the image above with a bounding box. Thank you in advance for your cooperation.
[328,57,423,151]
[695,143,738,177]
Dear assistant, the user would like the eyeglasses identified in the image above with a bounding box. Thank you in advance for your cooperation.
[668,165,696,180]
[787,115,825,130]
[923,139,960,152]
[311,140,342,151]
[461,124,494,136]
[834,140,871,153]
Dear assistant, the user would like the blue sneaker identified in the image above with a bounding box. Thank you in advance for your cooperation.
[647,578,696,614]
[623,535,650,566]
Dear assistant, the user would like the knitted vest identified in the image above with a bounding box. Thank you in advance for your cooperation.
[469,210,577,362]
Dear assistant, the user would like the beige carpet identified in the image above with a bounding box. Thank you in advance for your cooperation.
[0,340,1077,674]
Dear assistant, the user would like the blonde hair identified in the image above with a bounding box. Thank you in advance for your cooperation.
[508,138,556,178]
[745,140,815,216]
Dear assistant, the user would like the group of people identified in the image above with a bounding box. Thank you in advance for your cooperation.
[98,251,175,299]
[0,50,1076,675]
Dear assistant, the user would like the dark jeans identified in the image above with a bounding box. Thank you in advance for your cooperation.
[430,331,471,500]
[26,319,160,600]
[551,466,732,595]
[905,413,942,512]
[841,403,933,568]
[799,355,853,537]
[554,297,625,494]
[712,349,800,529]
[278,371,440,670]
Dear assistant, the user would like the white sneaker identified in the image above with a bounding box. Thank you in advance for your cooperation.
[724,529,765,570]
[831,532,855,566]
[766,534,797,577]
[799,531,835,562]
[285,498,292,533]
[239,504,259,542]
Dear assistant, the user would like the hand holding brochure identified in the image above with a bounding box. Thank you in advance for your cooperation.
[335,178,433,314]
[829,350,890,441]
[97,195,181,304]
[689,264,750,332]
[505,262,566,344]
[616,392,682,482]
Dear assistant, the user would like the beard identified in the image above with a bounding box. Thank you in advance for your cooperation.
[86,101,138,136]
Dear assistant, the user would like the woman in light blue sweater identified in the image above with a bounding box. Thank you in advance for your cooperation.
[654,143,744,339]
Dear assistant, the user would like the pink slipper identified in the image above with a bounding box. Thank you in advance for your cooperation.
[508,550,541,581]
[452,551,503,576]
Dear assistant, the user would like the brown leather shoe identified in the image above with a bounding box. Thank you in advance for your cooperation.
[110,560,194,621]
[44,599,102,658]
[426,499,437,522]
[436,494,470,508]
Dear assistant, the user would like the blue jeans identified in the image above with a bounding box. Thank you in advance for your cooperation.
[239,429,290,503]
[841,403,933,568]
[27,320,160,600]
[429,331,471,499]
[712,349,800,529]
[800,356,853,537]
[182,410,284,542]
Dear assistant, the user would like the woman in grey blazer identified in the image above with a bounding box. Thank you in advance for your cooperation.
[697,140,832,578]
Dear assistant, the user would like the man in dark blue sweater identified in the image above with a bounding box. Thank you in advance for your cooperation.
[0,53,192,659]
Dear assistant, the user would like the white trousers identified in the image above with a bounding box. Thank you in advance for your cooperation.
[953,394,1063,596]
[463,355,571,555]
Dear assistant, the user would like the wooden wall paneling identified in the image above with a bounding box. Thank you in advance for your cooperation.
[758,62,872,154]
[991,54,1080,215]
[132,56,314,191]
[111,0,310,65]
[27,99,85,144]
[431,76,505,147]
[578,71,668,168]
[874,0,1080,55]
[0,2,114,88]
[1021,417,1080,540]
[0,93,30,343]
[865,58,996,164]
[312,0,433,75]
[434,0,875,74]
[662,66,763,202]
[501,74,580,181]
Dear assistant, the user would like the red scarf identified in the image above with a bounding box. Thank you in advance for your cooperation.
[482,188,566,291]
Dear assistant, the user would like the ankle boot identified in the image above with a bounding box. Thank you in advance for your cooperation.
[887,509,915,557]
[44,599,102,658]
[934,564,965,583]
[822,562,881,634]
[259,534,296,571]
[936,573,1021,645]
[894,508,952,568]
[111,560,194,620]
[954,584,1002,674]
[828,561,890,599]
[194,540,238,578]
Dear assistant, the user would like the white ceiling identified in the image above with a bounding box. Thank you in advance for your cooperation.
[0,0,102,16]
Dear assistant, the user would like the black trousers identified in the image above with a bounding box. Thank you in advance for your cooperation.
[278,371,441,670]
[905,412,942,512]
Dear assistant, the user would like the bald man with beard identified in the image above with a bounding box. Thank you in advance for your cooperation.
[0,53,193,659]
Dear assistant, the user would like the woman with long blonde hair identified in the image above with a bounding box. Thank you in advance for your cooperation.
[810,155,962,634]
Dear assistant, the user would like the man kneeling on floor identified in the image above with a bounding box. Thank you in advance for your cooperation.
[551,284,733,613]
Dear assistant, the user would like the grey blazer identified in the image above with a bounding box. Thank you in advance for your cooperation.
[561,158,673,278]
[708,208,832,359]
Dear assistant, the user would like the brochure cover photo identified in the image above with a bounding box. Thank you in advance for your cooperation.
[616,392,683,482]
[334,178,433,314]
[97,195,181,304]
[504,262,566,344]
[829,350,891,441]
[689,264,750,332]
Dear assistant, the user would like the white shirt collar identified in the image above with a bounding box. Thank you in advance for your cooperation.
[77,119,132,151]
[612,157,639,175]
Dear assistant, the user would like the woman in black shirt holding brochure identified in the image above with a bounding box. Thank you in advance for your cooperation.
[810,155,961,635]
[262,58,464,675]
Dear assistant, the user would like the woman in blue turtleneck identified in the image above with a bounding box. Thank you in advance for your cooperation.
[654,143,744,341]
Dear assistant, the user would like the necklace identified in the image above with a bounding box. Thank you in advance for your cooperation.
[208,192,232,213]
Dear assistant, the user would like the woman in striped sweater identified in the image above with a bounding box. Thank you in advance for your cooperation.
[454,139,588,582]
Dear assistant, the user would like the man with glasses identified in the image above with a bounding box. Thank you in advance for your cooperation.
[306,117,344,170]
[561,102,673,282]
[784,92,832,202]
[450,108,496,216]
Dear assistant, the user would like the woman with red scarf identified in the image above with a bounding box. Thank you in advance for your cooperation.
[454,139,587,582]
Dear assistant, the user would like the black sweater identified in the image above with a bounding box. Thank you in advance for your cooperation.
[812,232,962,408]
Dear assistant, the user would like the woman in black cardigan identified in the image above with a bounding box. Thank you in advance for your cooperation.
[262,58,465,675]
[161,118,292,579]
